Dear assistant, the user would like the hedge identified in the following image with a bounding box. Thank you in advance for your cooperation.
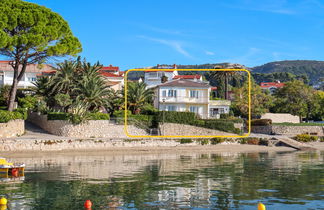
[0,110,25,123]
[47,112,70,120]
[250,119,272,126]
[48,112,110,121]
[87,112,110,120]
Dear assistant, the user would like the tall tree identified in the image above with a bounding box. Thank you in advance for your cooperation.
[0,0,82,111]
[232,81,273,118]
[272,80,314,121]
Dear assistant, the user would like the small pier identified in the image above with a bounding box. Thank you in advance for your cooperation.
[268,136,316,151]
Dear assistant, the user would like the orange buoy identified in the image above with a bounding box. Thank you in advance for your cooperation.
[258,202,266,210]
[11,168,19,177]
[84,200,92,209]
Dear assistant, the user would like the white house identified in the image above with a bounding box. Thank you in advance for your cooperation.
[0,60,55,88]
[99,65,124,91]
[144,69,178,89]
[154,79,230,119]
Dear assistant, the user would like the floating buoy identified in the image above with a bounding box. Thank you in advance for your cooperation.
[84,200,92,209]
[0,205,7,210]
[0,198,7,205]
[11,168,19,177]
[258,202,266,210]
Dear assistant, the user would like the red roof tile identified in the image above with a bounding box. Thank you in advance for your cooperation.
[173,75,201,79]
[260,82,285,88]
[100,71,123,78]
[100,65,119,71]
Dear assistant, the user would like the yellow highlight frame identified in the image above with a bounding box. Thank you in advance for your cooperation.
[124,69,251,138]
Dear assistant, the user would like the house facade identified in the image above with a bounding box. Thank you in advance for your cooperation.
[99,65,124,91]
[260,81,285,94]
[0,61,55,88]
[154,79,230,119]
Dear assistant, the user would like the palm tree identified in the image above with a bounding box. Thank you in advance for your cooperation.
[74,63,110,111]
[106,89,124,115]
[50,60,78,95]
[126,82,154,114]
[211,67,241,100]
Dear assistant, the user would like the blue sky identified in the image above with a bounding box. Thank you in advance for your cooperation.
[23,0,324,70]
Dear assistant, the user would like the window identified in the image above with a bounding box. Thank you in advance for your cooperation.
[189,106,199,113]
[190,90,199,98]
[28,77,36,82]
[168,90,177,97]
[148,72,158,78]
[167,105,177,111]
[162,90,166,97]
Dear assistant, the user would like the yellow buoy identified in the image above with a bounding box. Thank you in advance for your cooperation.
[0,198,7,205]
[0,205,6,210]
[258,202,266,210]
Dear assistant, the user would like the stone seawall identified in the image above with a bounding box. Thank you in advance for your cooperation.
[252,125,324,135]
[28,112,148,138]
[0,120,25,138]
[159,123,238,136]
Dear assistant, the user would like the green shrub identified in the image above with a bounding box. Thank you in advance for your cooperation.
[113,110,131,118]
[180,138,193,144]
[140,104,158,115]
[87,112,110,120]
[129,114,156,128]
[210,137,225,145]
[156,111,196,124]
[198,139,209,145]
[294,134,318,142]
[203,120,240,134]
[18,96,37,110]
[16,108,28,120]
[320,136,324,142]
[0,110,24,123]
[250,119,272,126]
[239,138,248,144]
[47,112,70,120]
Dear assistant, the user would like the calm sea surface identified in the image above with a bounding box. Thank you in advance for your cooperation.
[0,151,323,209]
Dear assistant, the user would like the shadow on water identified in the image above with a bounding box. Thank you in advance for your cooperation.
[0,150,323,209]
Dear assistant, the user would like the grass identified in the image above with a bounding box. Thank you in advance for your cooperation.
[273,123,324,126]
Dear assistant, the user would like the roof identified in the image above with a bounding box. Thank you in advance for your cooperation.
[100,71,123,78]
[144,69,176,72]
[260,82,285,88]
[0,61,55,73]
[173,75,201,79]
[100,65,119,71]
[157,79,210,88]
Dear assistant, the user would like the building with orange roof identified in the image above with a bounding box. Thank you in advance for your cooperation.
[260,81,285,93]
[99,65,124,91]
[0,61,55,88]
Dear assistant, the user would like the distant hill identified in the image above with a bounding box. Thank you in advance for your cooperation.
[126,63,246,80]
[252,60,324,83]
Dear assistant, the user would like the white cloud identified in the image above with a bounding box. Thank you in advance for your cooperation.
[137,35,193,58]
[205,51,215,55]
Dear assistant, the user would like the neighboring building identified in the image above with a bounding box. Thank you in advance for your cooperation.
[260,81,285,93]
[153,79,230,119]
[144,69,178,89]
[261,113,300,123]
[0,60,55,88]
[99,65,124,91]
[173,74,202,82]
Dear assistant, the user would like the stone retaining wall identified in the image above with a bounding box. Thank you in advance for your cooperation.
[159,123,238,136]
[0,120,25,138]
[252,125,324,135]
[28,112,148,138]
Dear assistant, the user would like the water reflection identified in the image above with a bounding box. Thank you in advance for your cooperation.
[0,151,323,209]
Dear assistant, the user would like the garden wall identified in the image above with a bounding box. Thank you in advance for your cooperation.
[159,123,239,136]
[0,120,24,138]
[28,112,148,138]
[251,125,324,135]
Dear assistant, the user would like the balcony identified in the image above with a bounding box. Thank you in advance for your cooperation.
[209,100,231,106]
